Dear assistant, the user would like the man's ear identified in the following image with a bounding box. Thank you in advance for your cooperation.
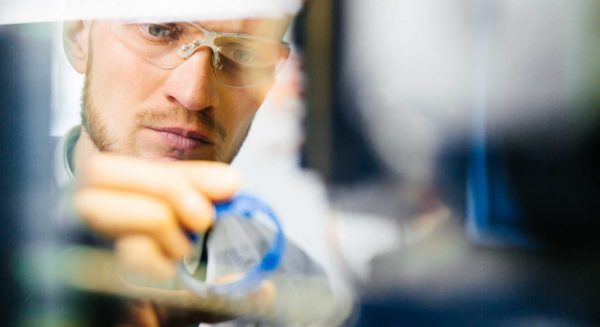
[63,21,92,74]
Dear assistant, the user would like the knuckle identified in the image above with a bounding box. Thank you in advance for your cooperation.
[147,203,176,235]
[73,189,101,224]
[181,192,213,229]
[79,155,105,185]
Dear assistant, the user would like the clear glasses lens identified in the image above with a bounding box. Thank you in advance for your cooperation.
[214,36,282,87]
[113,22,287,87]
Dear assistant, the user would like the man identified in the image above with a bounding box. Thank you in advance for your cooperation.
[56,10,341,326]
[62,15,289,276]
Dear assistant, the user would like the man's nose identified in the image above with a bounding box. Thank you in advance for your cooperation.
[163,48,221,111]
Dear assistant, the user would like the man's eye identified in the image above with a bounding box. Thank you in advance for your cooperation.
[231,48,257,64]
[221,45,267,66]
[142,24,180,39]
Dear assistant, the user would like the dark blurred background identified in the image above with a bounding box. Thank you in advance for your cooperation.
[301,0,600,325]
[0,23,55,326]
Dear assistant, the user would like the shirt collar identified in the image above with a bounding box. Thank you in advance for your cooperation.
[54,125,81,187]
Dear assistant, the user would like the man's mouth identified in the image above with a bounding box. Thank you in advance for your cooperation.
[147,127,213,150]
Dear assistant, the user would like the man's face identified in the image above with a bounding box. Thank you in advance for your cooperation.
[80,19,288,163]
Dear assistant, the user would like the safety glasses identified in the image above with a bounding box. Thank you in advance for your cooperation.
[112,20,290,88]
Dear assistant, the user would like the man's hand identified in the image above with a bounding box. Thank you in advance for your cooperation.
[73,153,241,279]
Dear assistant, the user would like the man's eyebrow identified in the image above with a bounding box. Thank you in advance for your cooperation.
[191,19,283,38]
[120,17,285,39]
[113,18,247,30]
[194,20,253,34]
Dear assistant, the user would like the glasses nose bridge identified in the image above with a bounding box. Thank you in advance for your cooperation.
[176,30,222,69]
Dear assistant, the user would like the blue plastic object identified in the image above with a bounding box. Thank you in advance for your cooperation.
[178,193,286,295]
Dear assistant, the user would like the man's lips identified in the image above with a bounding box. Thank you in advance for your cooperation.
[147,127,213,150]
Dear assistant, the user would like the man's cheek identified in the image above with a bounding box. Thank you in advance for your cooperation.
[239,84,271,107]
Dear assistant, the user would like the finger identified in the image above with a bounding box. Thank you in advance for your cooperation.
[74,188,191,259]
[213,273,276,311]
[164,162,241,231]
[116,235,177,282]
[140,179,215,233]
[172,160,241,201]
[120,301,161,327]
[80,153,240,231]
[248,280,276,313]
[81,153,240,200]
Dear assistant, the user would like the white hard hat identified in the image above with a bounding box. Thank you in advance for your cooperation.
[0,0,303,25]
